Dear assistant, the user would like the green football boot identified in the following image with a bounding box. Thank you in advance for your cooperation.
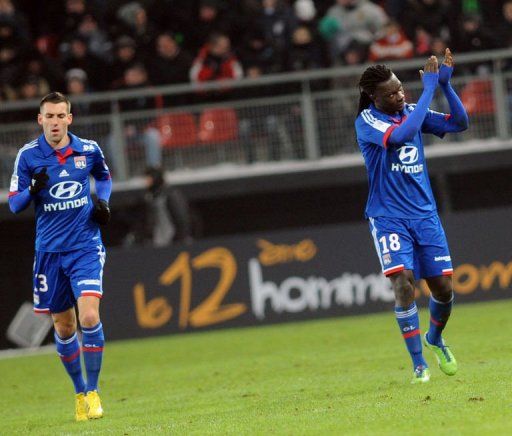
[424,333,458,376]
[411,365,431,384]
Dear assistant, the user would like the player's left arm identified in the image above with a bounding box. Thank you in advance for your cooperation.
[90,143,112,225]
[438,48,469,131]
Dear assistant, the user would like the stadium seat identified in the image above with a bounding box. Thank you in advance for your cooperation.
[460,79,495,115]
[198,108,239,143]
[156,112,197,148]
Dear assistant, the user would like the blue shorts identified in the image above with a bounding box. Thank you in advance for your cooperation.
[368,215,453,280]
[33,245,106,314]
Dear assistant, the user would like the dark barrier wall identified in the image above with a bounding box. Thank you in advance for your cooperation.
[1,207,510,349]
[101,207,512,340]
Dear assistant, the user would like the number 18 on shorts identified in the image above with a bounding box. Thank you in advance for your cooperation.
[369,215,453,280]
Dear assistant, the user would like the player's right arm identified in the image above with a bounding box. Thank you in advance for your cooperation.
[8,151,48,214]
[387,56,439,146]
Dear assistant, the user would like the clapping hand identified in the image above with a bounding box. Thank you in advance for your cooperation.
[419,55,439,89]
[439,48,454,85]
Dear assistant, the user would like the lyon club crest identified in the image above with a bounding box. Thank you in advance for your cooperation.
[74,156,86,169]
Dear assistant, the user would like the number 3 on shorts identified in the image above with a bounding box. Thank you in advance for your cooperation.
[379,233,401,254]
[35,274,48,292]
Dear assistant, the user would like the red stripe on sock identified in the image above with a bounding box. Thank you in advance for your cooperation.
[403,329,420,339]
[60,349,80,362]
[82,346,104,353]
[430,316,444,327]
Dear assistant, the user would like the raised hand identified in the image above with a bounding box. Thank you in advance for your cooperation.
[439,48,454,85]
[442,47,454,67]
[419,55,439,89]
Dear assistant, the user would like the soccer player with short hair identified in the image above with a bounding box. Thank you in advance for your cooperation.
[8,92,112,420]
[355,49,468,383]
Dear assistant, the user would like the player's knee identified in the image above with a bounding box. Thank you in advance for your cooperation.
[393,278,415,306]
[79,309,100,328]
[431,284,453,302]
[53,320,76,338]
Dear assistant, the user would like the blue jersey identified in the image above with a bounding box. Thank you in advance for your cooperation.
[355,103,450,219]
[9,133,111,252]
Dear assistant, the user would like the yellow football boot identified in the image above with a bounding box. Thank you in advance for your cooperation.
[75,393,88,422]
[85,390,104,419]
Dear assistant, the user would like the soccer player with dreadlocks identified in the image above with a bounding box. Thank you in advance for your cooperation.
[355,49,468,383]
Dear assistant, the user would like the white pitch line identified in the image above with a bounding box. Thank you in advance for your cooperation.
[0,344,54,360]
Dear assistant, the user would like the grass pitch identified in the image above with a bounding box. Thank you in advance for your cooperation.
[1,299,511,435]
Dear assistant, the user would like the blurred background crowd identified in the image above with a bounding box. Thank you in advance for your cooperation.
[1,0,510,108]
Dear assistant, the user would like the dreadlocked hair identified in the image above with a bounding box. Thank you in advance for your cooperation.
[357,65,393,116]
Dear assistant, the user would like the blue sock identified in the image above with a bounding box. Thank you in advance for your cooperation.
[81,322,104,393]
[55,332,86,394]
[395,303,427,369]
[427,294,453,346]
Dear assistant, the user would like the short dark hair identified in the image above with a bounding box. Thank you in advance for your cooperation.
[40,92,71,113]
[357,65,393,115]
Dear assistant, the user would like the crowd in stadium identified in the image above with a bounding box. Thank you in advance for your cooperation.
[0,0,510,105]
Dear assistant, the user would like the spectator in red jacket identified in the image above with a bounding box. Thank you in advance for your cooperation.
[189,32,243,83]
[368,21,413,62]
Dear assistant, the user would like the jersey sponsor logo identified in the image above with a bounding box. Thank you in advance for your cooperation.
[49,181,83,199]
[392,145,423,174]
[391,162,424,173]
[74,156,87,169]
[434,255,451,262]
[397,145,419,164]
[59,169,69,177]
[43,196,88,211]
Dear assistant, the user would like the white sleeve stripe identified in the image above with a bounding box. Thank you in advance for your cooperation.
[13,143,38,177]
[362,109,380,125]
[78,137,99,146]
[362,109,376,123]
[369,217,384,270]
[361,111,372,123]
[361,111,391,133]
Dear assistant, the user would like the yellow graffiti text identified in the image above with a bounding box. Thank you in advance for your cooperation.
[416,260,512,296]
[134,247,246,330]
[133,283,172,328]
[257,239,317,266]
